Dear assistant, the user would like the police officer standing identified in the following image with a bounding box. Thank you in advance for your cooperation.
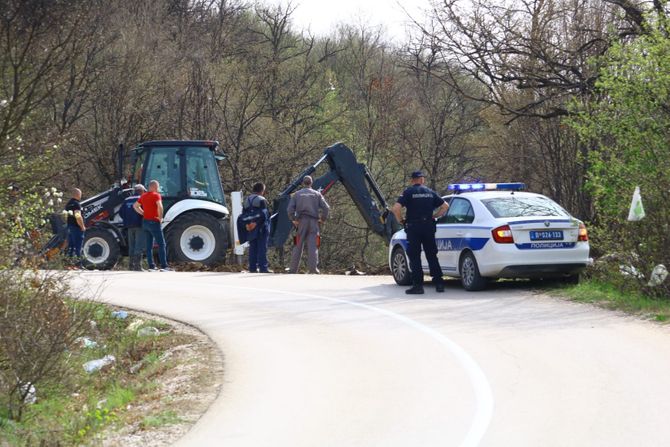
[287,175,330,273]
[392,171,449,294]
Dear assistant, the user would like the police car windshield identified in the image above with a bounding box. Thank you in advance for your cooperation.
[482,196,569,218]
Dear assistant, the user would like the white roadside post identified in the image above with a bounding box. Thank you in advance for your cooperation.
[230,191,248,264]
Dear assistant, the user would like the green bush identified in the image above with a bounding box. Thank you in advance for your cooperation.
[570,16,670,298]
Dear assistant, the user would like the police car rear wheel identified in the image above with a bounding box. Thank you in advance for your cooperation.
[391,246,412,286]
[82,228,120,270]
[166,211,227,265]
[460,251,487,291]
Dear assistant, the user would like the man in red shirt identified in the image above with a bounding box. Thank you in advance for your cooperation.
[133,180,172,271]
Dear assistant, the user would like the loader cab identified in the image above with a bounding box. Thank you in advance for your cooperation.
[78,140,230,271]
[130,140,226,212]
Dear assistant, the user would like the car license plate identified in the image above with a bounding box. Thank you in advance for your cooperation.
[530,230,563,241]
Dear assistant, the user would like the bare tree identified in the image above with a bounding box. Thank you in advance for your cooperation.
[424,0,645,118]
[398,31,485,192]
[0,0,107,153]
[414,0,645,218]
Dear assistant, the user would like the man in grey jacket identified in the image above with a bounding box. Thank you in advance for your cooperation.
[287,175,330,273]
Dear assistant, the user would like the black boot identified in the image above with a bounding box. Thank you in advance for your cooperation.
[130,255,142,271]
[435,281,445,293]
[405,285,424,295]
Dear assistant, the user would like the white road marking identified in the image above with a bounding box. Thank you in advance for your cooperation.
[229,285,495,447]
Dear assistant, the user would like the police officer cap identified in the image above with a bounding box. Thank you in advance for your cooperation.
[410,170,425,179]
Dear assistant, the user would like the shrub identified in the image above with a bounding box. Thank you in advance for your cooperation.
[0,270,95,421]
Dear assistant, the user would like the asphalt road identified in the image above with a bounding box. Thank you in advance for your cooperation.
[72,272,670,447]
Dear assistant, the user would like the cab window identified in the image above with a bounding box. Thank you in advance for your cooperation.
[145,148,182,197]
[131,149,146,184]
[440,197,474,224]
[185,147,225,204]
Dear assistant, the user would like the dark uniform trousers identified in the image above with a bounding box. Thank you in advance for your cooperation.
[406,220,443,286]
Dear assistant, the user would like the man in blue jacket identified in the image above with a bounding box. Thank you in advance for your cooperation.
[120,184,146,271]
[244,182,271,273]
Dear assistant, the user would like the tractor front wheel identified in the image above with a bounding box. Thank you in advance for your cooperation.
[82,228,121,270]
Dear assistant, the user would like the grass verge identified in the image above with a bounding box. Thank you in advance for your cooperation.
[546,278,670,322]
[0,303,212,446]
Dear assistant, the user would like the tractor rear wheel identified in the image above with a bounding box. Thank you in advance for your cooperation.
[166,212,227,265]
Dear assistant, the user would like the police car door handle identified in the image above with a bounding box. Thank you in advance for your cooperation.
[456,231,464,236]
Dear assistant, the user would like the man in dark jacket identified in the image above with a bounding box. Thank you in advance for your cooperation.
[392,171,450,294]
[64,188,86,268]
[120,184,146,271]
[244,182,271,273]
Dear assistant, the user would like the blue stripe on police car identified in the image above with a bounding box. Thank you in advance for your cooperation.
[436,237,489,251]
[394,237,489,252]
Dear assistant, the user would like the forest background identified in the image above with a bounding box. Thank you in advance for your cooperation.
[0,0,668,297]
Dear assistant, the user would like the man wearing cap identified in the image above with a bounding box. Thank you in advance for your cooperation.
[120,184,147,271]
[392,171,450,294]
[287,175,330,273]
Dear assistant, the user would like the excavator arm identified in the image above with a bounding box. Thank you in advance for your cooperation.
[268,142,402,248]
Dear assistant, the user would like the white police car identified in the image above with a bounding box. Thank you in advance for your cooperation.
[388,183,591,291]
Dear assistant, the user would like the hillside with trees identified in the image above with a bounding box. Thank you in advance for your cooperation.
[1,0,668,295]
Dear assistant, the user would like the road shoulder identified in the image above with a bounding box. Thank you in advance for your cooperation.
[98,310,224,447]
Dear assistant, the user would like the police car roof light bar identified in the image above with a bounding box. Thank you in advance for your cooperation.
[447,182,525,193]
[494,182,525,190]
